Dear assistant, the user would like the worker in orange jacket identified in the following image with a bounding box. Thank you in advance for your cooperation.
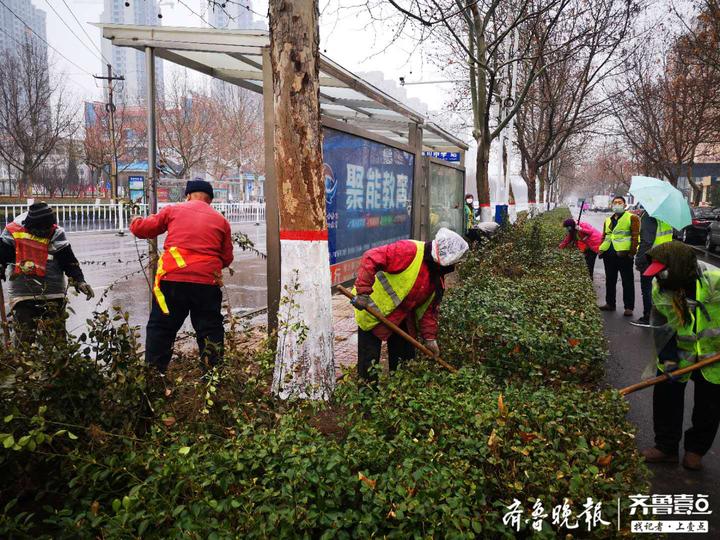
[130,179,234,373]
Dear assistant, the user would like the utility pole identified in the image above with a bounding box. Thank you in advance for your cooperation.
[146,47,159,290]
[93,64,124,202]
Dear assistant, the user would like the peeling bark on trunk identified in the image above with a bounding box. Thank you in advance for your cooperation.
[269,0,335,400]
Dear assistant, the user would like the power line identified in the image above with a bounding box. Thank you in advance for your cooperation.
[224,0,267,20]
[42,0,110,68]
[0,0,92,75]
[59,0,112,66]
[178,0,216,28]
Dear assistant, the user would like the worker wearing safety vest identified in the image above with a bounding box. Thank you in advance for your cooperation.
[640,241,720,471]
[598,196,640,316]
[633,205,673,327]
[351,228,469,383]
[130,179,234,373]
[464,194,480,242]
[0,202,94,344]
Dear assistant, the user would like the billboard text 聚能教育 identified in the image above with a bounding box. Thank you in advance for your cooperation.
[323,128,415,284]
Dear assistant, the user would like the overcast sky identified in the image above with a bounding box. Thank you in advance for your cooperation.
[42,0,446,111]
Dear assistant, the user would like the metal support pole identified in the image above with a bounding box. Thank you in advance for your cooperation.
[146,46,158,293]
[409,123,425,240]
[262,46,281,334]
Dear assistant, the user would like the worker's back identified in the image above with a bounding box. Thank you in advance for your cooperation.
[130,200,234,285]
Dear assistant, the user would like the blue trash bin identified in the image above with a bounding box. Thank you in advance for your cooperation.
[495,204,509,226]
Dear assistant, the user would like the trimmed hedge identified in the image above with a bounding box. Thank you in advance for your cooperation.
[0,208,649,538]
[440,209,607,385]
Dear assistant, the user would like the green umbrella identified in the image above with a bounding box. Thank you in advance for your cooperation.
[629,175,692,230]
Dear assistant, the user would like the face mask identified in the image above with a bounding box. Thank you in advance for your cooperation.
[466,199,473,204]
[612,204,625,214]
[565,226,573,232]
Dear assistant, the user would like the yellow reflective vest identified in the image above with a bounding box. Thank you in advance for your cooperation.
[599,212,633,252]
[653,220,673,247]
[653,271,720,384]
[354,240,435,331]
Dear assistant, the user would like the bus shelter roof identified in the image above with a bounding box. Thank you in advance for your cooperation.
[94,24,468,152]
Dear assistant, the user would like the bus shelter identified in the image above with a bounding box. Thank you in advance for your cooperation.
[96,24,468,329]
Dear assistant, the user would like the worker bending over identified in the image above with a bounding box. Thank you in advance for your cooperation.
[558,217,602,277]
[641,242,720,471]
[351,228,469,382]
[130,179,234,373]
[0,202,94,344]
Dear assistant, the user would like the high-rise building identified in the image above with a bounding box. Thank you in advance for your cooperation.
[208,1,265,99]
[0,0,47,59]
[207,0,266,31]
[101,0,164,105]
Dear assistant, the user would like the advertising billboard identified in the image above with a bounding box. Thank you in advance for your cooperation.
[323,128,415,284]
[128,175,145,204]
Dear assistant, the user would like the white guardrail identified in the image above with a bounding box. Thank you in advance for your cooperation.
[0,201,266,233]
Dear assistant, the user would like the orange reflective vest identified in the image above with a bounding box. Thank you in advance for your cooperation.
[6,222,55,277]
[154,247,219,315]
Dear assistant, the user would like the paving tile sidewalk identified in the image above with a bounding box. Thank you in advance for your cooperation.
[332,293,359,376]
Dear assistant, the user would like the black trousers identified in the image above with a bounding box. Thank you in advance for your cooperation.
[584,249,597,277]
[11,298,66,345]
[640,274,654,319]
[357,321,416,382]
[603,253,635,310]
[653,370,720,456]
[145,280,224,373]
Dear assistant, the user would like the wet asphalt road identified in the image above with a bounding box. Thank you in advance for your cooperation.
[1,223,268,340]
[585,212,720,536]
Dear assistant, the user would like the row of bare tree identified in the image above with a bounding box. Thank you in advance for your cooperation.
[0,40,264,199]
[356,0,720,208]
[84,72,264,189]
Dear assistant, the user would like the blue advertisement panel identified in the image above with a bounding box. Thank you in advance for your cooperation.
[323,128,415,284]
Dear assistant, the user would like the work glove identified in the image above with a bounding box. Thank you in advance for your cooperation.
[425,339,440,357]
[74,281,95,300]
[351,294,371,310]
[663,360,680,381]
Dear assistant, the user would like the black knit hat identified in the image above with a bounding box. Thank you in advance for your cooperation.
[185,178,214,200]
[23,202,56,230]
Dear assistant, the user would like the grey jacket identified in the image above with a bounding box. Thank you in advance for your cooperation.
[635,211,657,273]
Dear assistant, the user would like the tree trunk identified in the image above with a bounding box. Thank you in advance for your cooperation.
[269,0,334,401]
[538,167,547,206]
[475,137,492,221]
[525,164,537,210]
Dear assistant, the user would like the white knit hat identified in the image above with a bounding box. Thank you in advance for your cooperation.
[431,227,469,266]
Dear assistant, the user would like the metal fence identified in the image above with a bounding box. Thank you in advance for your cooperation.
[0,201,266,233]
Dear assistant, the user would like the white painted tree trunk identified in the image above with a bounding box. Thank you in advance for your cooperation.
[268,0,334,400]
[272,237,335,400]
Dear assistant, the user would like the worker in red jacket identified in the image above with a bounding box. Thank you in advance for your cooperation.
[352,228,469,382]
[130,179,234,373]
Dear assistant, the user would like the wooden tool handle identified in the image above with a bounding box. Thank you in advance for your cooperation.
[337,285,458,373]
[619,353,720,396]
[0,278,10,347]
